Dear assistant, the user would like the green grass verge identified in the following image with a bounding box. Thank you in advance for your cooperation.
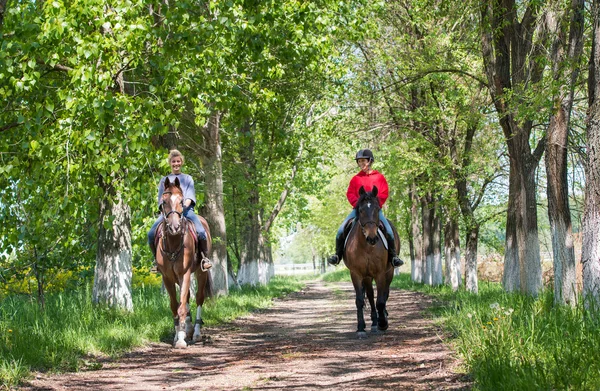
[0,275,305,388]
[321,267,600,390]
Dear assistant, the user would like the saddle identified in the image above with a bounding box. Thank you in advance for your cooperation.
[343,218,388,250]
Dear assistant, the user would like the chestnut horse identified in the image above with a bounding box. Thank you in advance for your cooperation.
[156,177,212,348]
[344,185,399,338]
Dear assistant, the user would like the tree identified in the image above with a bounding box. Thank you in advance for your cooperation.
[481,0,546,295]
[544,0,585,306]
[582,0,600,308]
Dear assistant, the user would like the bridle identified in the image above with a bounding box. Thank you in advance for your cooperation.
[160,190,188,262]
[358,198,380,241]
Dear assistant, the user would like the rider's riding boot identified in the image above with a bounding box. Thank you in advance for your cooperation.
[386,234,404,267]
[198,238,212,271]
[150,242,159,273]
[327,234,345,266]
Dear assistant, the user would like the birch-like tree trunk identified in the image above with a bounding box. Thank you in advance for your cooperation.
[582,0,600,308]
[93,185,133,311]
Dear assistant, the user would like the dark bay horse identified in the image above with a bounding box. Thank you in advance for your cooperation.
[156,177,212,348]
[344,185,399,338]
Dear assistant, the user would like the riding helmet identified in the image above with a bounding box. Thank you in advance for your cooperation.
[355,149,374,162]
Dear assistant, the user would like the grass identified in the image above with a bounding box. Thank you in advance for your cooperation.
[0,275,305,389]
[322,267,600,390]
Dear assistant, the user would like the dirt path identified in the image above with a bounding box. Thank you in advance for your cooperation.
[21,280,471,391]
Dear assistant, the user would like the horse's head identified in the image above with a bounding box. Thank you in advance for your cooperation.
[161,177,185,235]
[357,186,381,245]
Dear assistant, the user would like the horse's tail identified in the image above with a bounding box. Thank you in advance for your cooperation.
[205,269,214,298]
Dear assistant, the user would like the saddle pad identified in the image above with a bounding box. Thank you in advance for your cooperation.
[342,219,388,251]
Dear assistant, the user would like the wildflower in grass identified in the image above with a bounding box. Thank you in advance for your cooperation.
[493,317,498,321]
[467,313,473,319]
[490,302,500,310]
[8,329,12,333]
[504,308,514,315]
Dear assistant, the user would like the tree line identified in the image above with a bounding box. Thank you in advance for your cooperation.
[1,0,600,312]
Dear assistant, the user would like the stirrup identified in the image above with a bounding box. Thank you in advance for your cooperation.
[200,256,212,272]
[327,254,341,266]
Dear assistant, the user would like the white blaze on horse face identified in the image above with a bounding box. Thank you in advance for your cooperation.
[367,202,371,209]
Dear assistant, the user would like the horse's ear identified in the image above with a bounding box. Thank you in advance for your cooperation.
[372,185,378,197]
[359,186,366,196]
[164,177,171,189]
[174,177,181,188]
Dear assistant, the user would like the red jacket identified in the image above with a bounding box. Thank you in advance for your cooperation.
[346,170,389,208]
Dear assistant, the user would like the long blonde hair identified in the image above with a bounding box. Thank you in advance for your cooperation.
[168,149,185,165]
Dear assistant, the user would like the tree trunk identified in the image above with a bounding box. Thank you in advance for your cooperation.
[503,153,543,295]
[409,183,423,283]
[444,217,461,291]
[422,193,434,285]
[93,182,133,311]
[200,111,229,296]
[545,0,584,306]
[432,201,443,286]
[583,0,600,308]
[465,224,479,293]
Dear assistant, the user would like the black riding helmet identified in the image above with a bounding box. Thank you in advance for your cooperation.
[355,149,374,162]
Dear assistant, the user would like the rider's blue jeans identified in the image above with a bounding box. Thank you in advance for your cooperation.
[148,208,207,247]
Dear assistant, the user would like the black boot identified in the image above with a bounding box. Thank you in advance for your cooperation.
[386,234,404,267]
[198,238,212,271]
[327,234,345,266]
[150,242,159,273]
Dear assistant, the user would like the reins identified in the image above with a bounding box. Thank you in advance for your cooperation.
[160,188,188,262]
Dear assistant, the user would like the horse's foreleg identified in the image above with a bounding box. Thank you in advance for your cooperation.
[363,278,377,332]
[375,274,390,331]
[350,274,367,338]
[193,271,208,343]
[162,279,183,346]
[174,272,192,348]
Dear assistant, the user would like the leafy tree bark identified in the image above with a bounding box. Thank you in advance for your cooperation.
[545,0,585,306]
[583,0,600,308]
[481,0,545,295]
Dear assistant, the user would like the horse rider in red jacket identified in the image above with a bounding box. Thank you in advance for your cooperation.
[327,149,404,268]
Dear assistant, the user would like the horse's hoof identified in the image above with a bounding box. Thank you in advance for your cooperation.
[357,331,368,339]
[378,323,389,331]
[174,339,187,349]
[371,325,379,333]
[193,332,202,343]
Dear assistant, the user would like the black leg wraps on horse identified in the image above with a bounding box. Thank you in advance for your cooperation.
[327,234,346,266]
[385,234,404,267]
